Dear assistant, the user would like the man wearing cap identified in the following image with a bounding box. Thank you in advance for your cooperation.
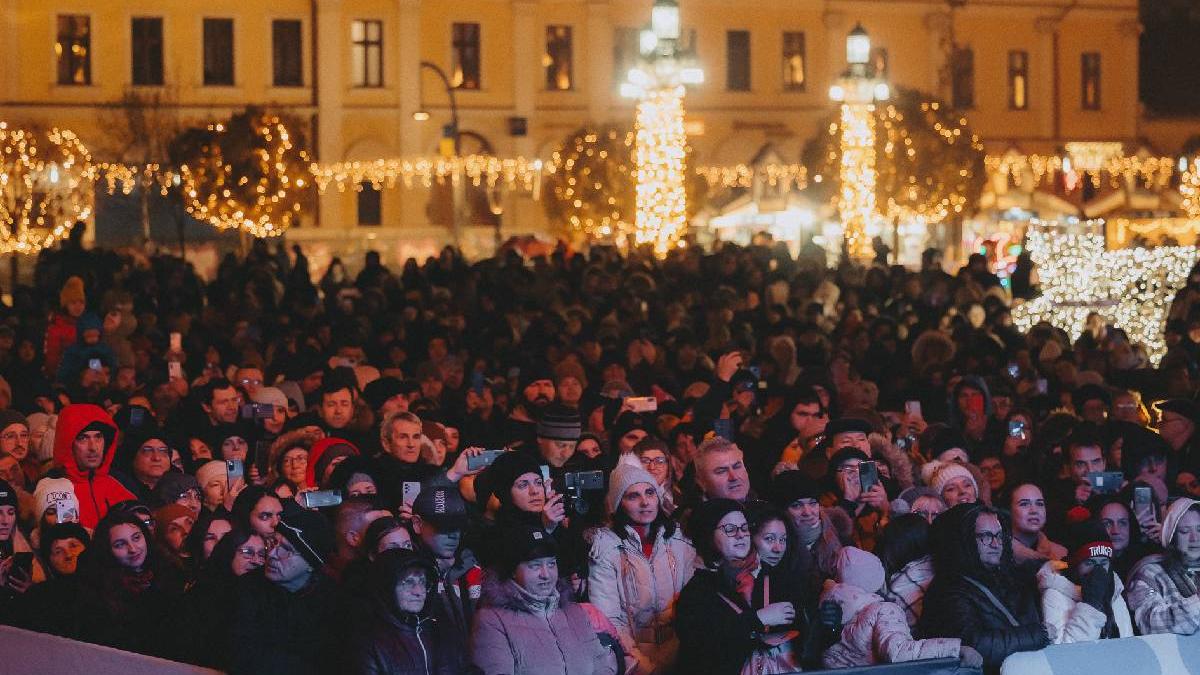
[0,410,35,489]
[412,481,482,646]
[535,404,582,471]
[824,417,874,458]
[227,508,338,674]
[505,363,556,451]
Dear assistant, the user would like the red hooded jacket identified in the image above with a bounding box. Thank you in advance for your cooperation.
[305,437,360,488]
[54,404,134,528]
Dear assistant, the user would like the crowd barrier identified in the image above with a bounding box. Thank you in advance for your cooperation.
[797,657,980,675]
[1002,632,1200,675]
[0,625,220,675]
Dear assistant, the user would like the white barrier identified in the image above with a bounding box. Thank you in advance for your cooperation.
[1001,632,1200,675]
[0,625,221,675]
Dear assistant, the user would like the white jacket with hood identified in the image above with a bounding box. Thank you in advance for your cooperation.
[1037,561,1134,643]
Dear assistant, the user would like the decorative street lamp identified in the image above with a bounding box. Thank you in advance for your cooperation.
[414,61,465,248]
[621,0,703,257]
[830,23,889,262]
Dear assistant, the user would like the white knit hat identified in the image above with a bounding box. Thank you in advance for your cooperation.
[1161,497,1200,548]
[605,454,660,516]
[32,477,79,524]
[195,460,227,490]
[923,460,978,500]
[251,387,288,409]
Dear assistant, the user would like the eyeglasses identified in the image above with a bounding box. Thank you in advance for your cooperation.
[913,509,943,521]
[267,541,296,560]
[397,575,429,591]
[237,546,267,561]
[238,378,263,387]
[836,464,861,475]
[283,455,308,466]
[718,523,751,537]
[176,489,201,502]
[976,531,1004,546]
[140,445,170,455]
[640,456,668,467]
[0,431,29,442]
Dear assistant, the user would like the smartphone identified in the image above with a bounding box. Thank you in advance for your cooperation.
[1087,471,1125,494]
[1008,420,1027,440]
[747,366,762,380]
[10,552,32,579]
[1036,378,1048,395]
[129,407,146,427]
[627,396,658,413]
[905,400,922,419]
[713,418,734,440]
[170,332,182,352]
[226,459,244,482]
[471,371,486,396]
[858,461,879,494]
[1133,486,1156,525]
[539,465,551,499]
[88,358,102,371]
[168,361,183,380]
[467,449,505,471]
[402,481,421,508]
[1007,363,1020,379]
[300,490,343,509]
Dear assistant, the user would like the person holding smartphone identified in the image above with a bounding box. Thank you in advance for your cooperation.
[1126,498,1200,635]
[0,479,46,606]
[828,449,890,552]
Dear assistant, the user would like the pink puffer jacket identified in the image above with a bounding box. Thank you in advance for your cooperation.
[820,582,961,669]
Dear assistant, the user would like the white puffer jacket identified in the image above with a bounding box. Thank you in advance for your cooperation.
[1037,562,1134,643]
[588,525,697,675]
[820,582,961,668]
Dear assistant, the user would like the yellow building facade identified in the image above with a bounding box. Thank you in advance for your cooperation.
[0,0,1151,261]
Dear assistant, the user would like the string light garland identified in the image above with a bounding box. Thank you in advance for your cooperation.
[309,156,545,196]
[1011,220,1198,365]
[1180,158,1200,219]
[837,102,879,260]
[172,110,310,238]
[633,85,689,256]
[986,152,1177,190]
[0,123,93,254]
[91,162,180,197]
[694,163,807,190]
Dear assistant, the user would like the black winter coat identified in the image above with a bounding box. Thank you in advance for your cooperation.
[918,571,1049,673]
[345,608,462,675]
[226,572,338,675]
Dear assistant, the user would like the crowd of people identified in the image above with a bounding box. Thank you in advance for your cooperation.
[0,233,1199,675]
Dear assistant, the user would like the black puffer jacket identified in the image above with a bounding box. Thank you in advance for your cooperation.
[917,503,1049,673]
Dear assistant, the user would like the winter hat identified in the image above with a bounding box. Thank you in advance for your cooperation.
[554,360,589,391]
[1161,498,1200,548]
[32,477,79,523]
[606,454,660,516]
[1064,518,1113,568]
[276,508,337,570]
[195,460,227,490]
[39,522,90,564]
[536,405,581,441]
[153,503,195,530]
[0,409,27,433]
[893,486,942,515]
[835,546,886,594]
[687,498,746,566]
[155,472,200,505]
[277,381,306,412]
[768,470,823,509]
[361,377,406,412]
[610,411,653,441]
[421,421,447,444]
[922,460,978,499]
[501,524,560,576]
[0,479,18,510]
[76,312,103,334]
[481,451,542,508]
[828,447,870,473]
[518,362,556,395]
[413,482,470,531]
[825,416,875,440]
[251,387,288,410]
[308,438,359,489]
[59,276,85,309]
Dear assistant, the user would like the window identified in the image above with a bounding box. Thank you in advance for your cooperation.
[614,27,641,92]
[56,15,91,85]
[951,46,974,109]
[131,17,163,86]
[782,31,806,91]
[727,30,751,91]
[545,25,573,90]
[351,20,383,87]
[1008,50,1029,110]
[357,183,381,225]
[272,20,303,87]
[1082,52,1101,110]
[203,18,234,86]
[451,23,481,90]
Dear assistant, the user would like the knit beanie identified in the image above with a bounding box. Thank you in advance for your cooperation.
[153,503,195,529]
[1161,498,1200,549]
[39,522,90,564]
[536,405,582,441]
[835,546,886,594]
[923,460,978,499]
[687,498,746,567]
[276,508,337,570]
[60,276,85,309]
[32,477,79,523]
[195,460,227,489]
[251,387,288,409]
[768,470,823,509]
[482,451,542,508]
[0,479,18,510]
[606,454,660,516]
[0,409,27,433]
[554,360,589,390]
[1064,517,1113,568]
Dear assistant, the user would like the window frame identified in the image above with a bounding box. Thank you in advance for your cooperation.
[202,17,236,87]
[1008,50,1029,111]
[544,24,574,91]
[726,29,751,92]
[350,19,384,88]
[781,31,806,92]
[1081,52,1102,111]
[451,22,482,90]
[130,16,164,86]
[56,14,92,86]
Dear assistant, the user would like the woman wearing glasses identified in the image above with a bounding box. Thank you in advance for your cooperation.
[188,526,267,668]
[675,498,811,675]
[589,457,696,675]
[917,503,1051,673]
[631,437,678,515]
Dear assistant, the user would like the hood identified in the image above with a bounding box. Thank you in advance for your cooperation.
[1162,498,1200,548]
[820,581,881,624]
[53,404,119,481]
[947,375,991,429]
[930,502,1013,578]
[306,436,360,489]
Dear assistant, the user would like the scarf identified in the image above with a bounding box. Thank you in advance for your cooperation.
[724,550,761,606]
[509,579,560,617]
[797,521,822,548]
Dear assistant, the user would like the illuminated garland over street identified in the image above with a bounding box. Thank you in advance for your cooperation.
[1011,221,1198,365]
[0,124,93,254]
[633,85,689,256]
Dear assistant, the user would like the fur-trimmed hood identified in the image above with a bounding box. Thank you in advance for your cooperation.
[479,574,574,614]
[869,435,914,491]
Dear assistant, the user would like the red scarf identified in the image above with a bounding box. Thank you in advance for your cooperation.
[726,550,761,606]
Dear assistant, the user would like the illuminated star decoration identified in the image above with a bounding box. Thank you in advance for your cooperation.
[1011,221,1198,365]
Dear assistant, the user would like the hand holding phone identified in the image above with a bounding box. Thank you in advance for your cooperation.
[402,482,421,508]
[226,459,244,482]
[626,396,658,413]
[858,460,879,495]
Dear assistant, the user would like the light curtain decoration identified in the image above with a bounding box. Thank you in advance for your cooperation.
[0,123,93,254]
[632,85,690,256]
[1011,221,1198,365]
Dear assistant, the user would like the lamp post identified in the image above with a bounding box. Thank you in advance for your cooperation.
[830,23,889,263]
[414,61,464,249]
[621,0,703,258]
